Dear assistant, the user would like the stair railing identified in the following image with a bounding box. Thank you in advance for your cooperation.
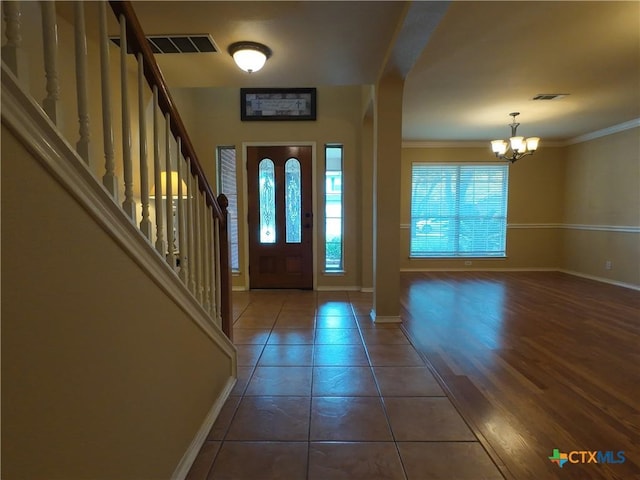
[1,0,232,338]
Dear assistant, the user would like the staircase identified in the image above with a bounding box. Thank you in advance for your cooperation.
[1,1,236,478]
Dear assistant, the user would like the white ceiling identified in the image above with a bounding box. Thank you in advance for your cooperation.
[130,0,640,142]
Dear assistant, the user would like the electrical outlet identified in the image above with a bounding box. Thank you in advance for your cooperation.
[464,261,472,266]
[605,260,612,270]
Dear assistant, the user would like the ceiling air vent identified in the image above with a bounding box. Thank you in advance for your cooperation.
[532,93,569,101]
[110,34,217,54]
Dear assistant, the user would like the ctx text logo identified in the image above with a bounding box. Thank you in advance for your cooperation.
[548,449,626,468]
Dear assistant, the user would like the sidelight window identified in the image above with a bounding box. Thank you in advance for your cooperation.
[325,145,343,271]
[216,146,239,271]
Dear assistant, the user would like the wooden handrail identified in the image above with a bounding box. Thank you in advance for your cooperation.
[107,1,223,221]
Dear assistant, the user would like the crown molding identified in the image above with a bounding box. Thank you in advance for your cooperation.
[402,119,640,148]
[402,141,487,148]
[564,118,640,145]
[402,140,567,149]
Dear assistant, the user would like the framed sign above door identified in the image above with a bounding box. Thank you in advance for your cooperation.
[241,88,317,121]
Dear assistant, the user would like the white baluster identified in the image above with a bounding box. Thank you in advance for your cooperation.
[74,2,90,164]
[152,86,166,255]
[99,1,117,198]
[194,184,203,303]
[208,208,218,319]
[41,1,59,124]
[119,15,135,219]
[165,113,176,268]
[138,53,152,239]
[177,142,189,284]
[214,217,222,323]
[203,204,212,314]
[187,159,196,294]
[2,1,29,82]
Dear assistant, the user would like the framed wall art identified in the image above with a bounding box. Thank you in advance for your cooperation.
[240,88,317,121]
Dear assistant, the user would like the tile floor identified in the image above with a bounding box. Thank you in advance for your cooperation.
[187,291,504,480]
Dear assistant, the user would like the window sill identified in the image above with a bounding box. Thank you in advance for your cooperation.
[322,270,345,275]
[408,256,507,260]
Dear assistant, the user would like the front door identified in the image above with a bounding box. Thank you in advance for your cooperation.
[247,146,313,289]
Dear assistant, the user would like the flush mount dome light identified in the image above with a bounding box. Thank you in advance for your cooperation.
[228,41,272,73]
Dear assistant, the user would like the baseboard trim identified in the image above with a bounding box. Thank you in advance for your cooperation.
[370,310,402,324]
[316,285,362,292]
[560,270,640,291]
[399,267,639,291]
[171,376,236,480]
[400,267,556,272]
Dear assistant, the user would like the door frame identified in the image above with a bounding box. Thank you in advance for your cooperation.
[241,141,318,290]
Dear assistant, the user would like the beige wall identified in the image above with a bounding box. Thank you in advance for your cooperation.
[1,124,234,479]
[400,145,565,271]
[562,127,640,285]
[171,78,639,289]
[171,85,366,290]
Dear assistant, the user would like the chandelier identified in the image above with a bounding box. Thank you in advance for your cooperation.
[491,112,540,163]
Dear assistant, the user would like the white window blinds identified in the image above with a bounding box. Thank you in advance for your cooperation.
[410,164,508,257]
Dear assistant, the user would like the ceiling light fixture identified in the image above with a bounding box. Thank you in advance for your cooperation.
[491,112,540,163]
[228,41,271,73]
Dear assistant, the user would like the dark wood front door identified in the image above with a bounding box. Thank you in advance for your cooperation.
[247,146,313,289]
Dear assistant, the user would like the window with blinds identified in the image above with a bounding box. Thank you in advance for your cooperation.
[410,164,508,258]
[217,146,240,271]
[325,145,344,271]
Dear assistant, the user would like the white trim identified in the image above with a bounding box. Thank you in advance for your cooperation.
[1,64,235,358]
[402,140,566,149]
[360,287,374,293]
[401,119,640,149]
[399,267,640,290]
[370,309,402,324]
[405,222,639,233]
[563,224,640,233]
[560,269,640,291]
[316,285,362,292]
[241,142,317,290]
[171,376,236,480]
[403,141,487,148]
[507,223,562,229]
[507,223,640,233]
[565,118,640,145]
[400,267,556,272]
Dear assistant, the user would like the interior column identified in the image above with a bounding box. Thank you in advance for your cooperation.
[371,73,404,323]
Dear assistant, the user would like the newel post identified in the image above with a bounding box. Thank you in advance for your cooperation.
[217,193,233,341]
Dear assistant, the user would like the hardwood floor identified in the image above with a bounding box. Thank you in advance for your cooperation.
[400,271,640,480]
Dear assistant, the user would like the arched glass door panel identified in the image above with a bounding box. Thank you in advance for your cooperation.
[259,158,276,243]
[285,158,302,243]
